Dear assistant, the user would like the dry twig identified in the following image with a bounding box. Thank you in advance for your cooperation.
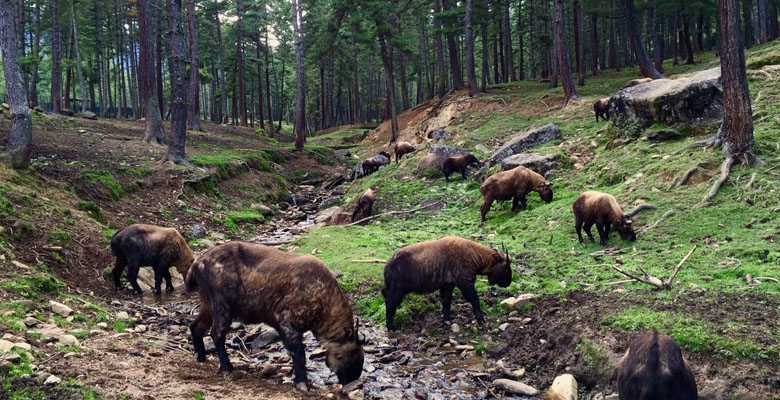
[345,199,443,226]
[608,245,697,290]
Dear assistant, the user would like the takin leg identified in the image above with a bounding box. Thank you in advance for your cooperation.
[439,285,455,322]
[162,267,174,292]
[125,256,144,295]
[480,196,494,223]
[575,216,585,243]
[458,283,485,325]
[278,323,308,389]
[112,255,127,291]
[584,222,596,243]
[189,301,213,362]
[210,305,234,373]
[383,288,404,331]
[511,196,520,212]
[461,168,468,180]
[603,223,612,241]
[596,223,608,247]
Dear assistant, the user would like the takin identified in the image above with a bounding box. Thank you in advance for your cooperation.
[593,98,610,122]
[110,224,194,295]
[186,242,364,390]
[360,151,392,176]
[442,153,480,182]
[479,166,553,223]
[573,191,637,247]
[394,141,416,163]
[351,188,376,223]
[621,77,653,89]
[618,329,698,400]
[382,236,512,331]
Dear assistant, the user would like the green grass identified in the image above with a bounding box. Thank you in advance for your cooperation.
[116,166,152,178]
[77,171,124,201]
[218,209,267,233]
[0,273,65,300]
[189,149,286,177]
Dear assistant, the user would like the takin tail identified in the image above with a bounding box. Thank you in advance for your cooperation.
[185,266,199,292]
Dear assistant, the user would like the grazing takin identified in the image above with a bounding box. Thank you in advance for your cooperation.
[573,191,637,247]
[382,236,512,331]
[186,242,364,390]
[351,188,375,223]
[621,77,653,89]
[394,142,416,163]
[479,166,553,223]
[593,98,610,122]
[110,224,194,295]
[618,329,697,400]
[442,153,480,182]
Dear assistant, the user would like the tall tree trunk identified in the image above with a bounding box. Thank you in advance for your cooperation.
[652,0,663,72]
[255,38,265,131]
[517,0,524,80]
[758,0,769,43]
[351,40,361,123]
[609,15,619,71]
[743,0,753,48]
[186,0,202,131]
[622,0,663,78]
[554,0,577,103]
[64,11,73,111]
[433,0,447,97]
[236,0,247,126]
[502,0,515,82]
[291,0,306,149]
[128,22,139,117]
[481,20,488,92]
[397,21,410,110]
[465,0,477,95]
[166,0,188,163]
[573,0,585,86]
[215,12,228,124]
[683,14,695,64]
[589,13,599,76]
[1,0,32,168]
[443,0,464,89]
[696,13,704,51]
[139,0,166,143]
[30,0,41,107]
[71,4,87,112]
[719,0,758,165]
[769,0,779,39]
[264,19,274,132]
[155,0,164,117]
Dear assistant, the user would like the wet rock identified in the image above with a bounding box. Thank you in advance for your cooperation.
[501,153,561,176]
[23,317,39,327]
[351,154,391,179]
[609,67,722,130]
[49,301,73,317]
[251,329,281,349]
[492,379,538,396]
[429,129,452,142]
[643,128,683,142]
[189,224,207,239]
[0,339,14,353]
[58,335,80,347]
[549,374,577,400]
[316,206,342,224]
[115,311,130,320]
[319,197,341,210]
[34,323,65,338]
[474,144,490,153]
[4,354,21,363]
[341,380,362,394]
[134,324,148,333]
[484,123,562,168]
[44,375,62,385]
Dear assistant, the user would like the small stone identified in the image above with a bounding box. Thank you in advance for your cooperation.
[189,224,207,239]
[341,380,362,394]
[0,339,14,353]
[115,311,129,320]
[49,301,73,317]
[455,345,474,351]
[348,389,365,400]
[498,323,509,332]
[13,342,31,351]
[58,335,80,346]
[44,375,62,385]
[134,324,147,333]
[96,322,108,329]
[23,317,39,327]
[548,374,578,400]
[4,354,21,363]
[492,379,539,396]
[450,323,460,333]
[500,297,517,309]
[521,318,532,324]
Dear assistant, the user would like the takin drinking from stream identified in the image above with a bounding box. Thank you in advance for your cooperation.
[186,242,364,390]
[109,224,194,295]
[593,98,610,122]
[618,329,698,400]
[382,236,512,331]
[394,141,416,163]
[479,166,553,223]
[351,188,375,223]
[442,153,480,182]
[573,191,638,247]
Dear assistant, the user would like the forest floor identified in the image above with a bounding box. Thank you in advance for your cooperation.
[0,43,780,399]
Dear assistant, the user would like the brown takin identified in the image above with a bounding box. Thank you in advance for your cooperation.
[618,329,697,400]
[593,98,610,122]
[621,77,653,89]
[479,166,553,223]
[573,191,636,247]
[351,188,375,223]
[110,224,194,295]
[382,236,512,331]
[394,141,416,163]
[186,242,363,390]
[442,153,480,182]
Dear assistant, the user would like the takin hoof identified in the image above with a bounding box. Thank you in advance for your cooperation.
[294,382,309,391]
[166,286,175,292]
[196,353,207,362]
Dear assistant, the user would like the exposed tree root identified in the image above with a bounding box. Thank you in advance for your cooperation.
[747,70,773,79]
[609,245,697,290]
[639,209,675,236]
[626,203,658,218]
[670,164,703,189]
[745,172,757,188]
[699,157,735,206]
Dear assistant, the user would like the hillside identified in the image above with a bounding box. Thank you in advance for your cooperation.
[0,44,779,400]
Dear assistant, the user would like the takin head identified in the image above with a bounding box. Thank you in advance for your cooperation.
[486,245,512,287]
[614,214,637,242]
[325,323,365,384]
[537,181,554,203]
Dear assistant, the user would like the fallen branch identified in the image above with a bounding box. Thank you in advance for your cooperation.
[639,209,675,235]
[41,246,64,252]
[626,203,658,218]
[745,172,757,188]
[700,157,734,206]
[608,245,697,290]
[350,259,387,264]
[665,245,698,288]
[344,199,443,226]
[604,279,636,286]
[589,248,628,260]
[754,276,780,285]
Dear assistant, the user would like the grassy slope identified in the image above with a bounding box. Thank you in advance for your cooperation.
[296,46,780,362]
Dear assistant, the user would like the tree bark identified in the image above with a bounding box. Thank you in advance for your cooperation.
[186,0,202,131]
[573,0,585,86]
[236,0,247,126]
[291,0,306,149]
[465,0,478,96]
[622,0,663,78]
[554,0,577,103]
[30,0,41,107]
[769,0,779,39]
[589,13,599,76]
[255,37,265,131]
[743,0,753,48]
[517,0,524,80]
[71,4,87,112]
[758,0,769,43]
[443,0,464,89]
[397,21,410,110]
[139,0,166,144]
[481,18,488,92]
[215,12,228,124]
[156,0,164,117]
[682,14,695,64]
[652,0,663,72]
[433,0,447,97]
[166,0,188,163]
[719,0,758,165]
[1,0,32,168]
[51,0,61,113]
[502,0,515,82]
[264,16,274,131]
[378,32,399,142]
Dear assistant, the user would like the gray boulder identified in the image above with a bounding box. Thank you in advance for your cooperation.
[501,153,560,176]
[608,67,723,130]
[334,149,351,159]
[189,224,207,239]
[643,128,683,142]
[428,129,452,142]
[488,123,562,166]
[351,154,390,179]
[79,111,98,120]
[416,144,468,176]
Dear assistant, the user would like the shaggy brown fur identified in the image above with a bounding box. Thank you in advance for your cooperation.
[351,188,375,222]
[110,224,194,295]
[394,142,416,163]
[573,191,636,247]
[618,329,697,400]
[186,242,364,387]
[382,236,511,330]
[593,98,610,122]
[479,166,553,223]
[621,77,654,89]
[442,153,480,182]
